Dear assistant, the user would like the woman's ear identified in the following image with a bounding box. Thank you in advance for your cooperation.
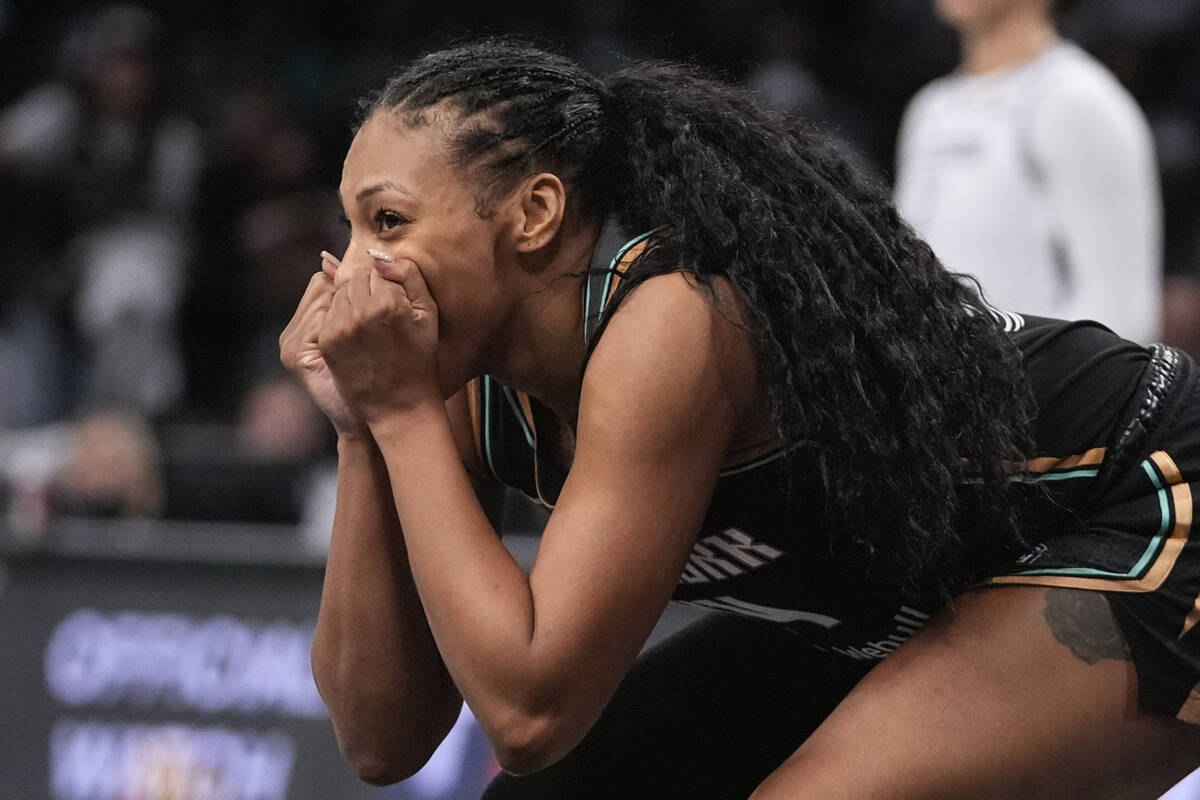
[513,172,567,254]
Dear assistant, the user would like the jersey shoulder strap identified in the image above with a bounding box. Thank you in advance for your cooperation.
[464,222,662,503]
[582,225,664,350]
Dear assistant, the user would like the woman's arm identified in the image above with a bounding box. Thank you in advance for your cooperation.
[282,267,487,784]
[345,271,758,774]
[311,388,505,785]
[310,429,462,784]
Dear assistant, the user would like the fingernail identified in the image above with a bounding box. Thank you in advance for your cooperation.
[320,250,334,262]
[367,248,395,263]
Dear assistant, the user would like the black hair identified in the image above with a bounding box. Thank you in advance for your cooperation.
[359,39,1034,597]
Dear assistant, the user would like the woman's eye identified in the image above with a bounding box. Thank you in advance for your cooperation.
[375,209,410,232]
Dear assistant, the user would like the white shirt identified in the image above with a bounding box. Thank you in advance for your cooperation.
[895,41,1162,344]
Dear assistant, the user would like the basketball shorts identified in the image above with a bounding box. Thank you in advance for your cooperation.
[989,344,1200,721]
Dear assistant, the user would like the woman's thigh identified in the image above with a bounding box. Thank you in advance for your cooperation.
[483,610,870,800]
[751,585,1200,800]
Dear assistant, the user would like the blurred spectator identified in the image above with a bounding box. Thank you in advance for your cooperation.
[183,83,333,419]
[0,422,73,538]
[744,7,826,121]
[894,0,1162,343]
[0,4,202,426]
[1061,0,1200,357]
[0,410,163,541]
[53,411,164,518]
[236,376,328,463]
[172,180,340,526]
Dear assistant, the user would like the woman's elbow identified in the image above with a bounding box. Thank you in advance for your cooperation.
[342,738,433,786]
[335,703,459,785]
[311,647,460,783]
[487,710,585,777]
[315,672,459,783]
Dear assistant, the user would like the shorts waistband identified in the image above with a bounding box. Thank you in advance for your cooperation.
[1095,344,1197,496]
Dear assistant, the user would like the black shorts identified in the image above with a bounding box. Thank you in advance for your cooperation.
[483,612,870,800]
[988,344,1200,722]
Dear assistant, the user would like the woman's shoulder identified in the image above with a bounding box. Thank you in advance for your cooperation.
[582,270,763,434]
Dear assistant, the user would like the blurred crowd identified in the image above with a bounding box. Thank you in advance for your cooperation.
[0,0,1198,534]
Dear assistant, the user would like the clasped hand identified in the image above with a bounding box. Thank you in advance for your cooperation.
[279,252,441,436]
[319,255,441,423]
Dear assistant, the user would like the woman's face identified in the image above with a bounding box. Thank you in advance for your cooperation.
[336,111,513,394]
[935,0,1034,31]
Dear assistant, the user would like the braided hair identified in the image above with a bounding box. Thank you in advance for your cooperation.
[359,39,1035,597]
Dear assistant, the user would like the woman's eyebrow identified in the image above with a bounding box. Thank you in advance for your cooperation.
[355,180,413,203]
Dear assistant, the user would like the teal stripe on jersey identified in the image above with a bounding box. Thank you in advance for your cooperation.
[583,226,666,347]
[1034,468,1100,482]
[501,386,535,448]
[481,376,501,482]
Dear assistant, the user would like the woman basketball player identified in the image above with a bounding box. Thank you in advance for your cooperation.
[279,40,1200,798]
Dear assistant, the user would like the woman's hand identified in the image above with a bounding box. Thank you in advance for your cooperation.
[279,254,365,437]
[318,256,441,424]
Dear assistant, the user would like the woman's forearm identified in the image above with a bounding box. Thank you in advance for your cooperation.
[311,433,461,784]
[369,405,579,771]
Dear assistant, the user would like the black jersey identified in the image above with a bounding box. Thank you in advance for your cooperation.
[465,230,1176,665]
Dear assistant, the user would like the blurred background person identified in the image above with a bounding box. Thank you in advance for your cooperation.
[744,6,826,122]
[0,4,201,427]
[1061,0,1200,360]
[894,0,1162,344]
[52,410,164,518]
[0,4,199,533]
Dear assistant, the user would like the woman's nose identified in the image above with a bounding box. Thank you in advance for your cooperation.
[333,249,369,288]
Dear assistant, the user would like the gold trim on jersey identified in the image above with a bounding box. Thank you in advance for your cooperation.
[597,236,651,308]
[1182,595,1200,640]
[1177,683,1200,724]
[516,393,536,437]
[1024,447,1107,475]
[466,377,485,473]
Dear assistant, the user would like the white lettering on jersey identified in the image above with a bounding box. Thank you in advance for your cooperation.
[678,527,784,584]
[684,596,842,629]
[814,606,933,661]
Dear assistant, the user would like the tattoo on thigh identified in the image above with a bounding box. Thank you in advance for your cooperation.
[1043,589,1131,665]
